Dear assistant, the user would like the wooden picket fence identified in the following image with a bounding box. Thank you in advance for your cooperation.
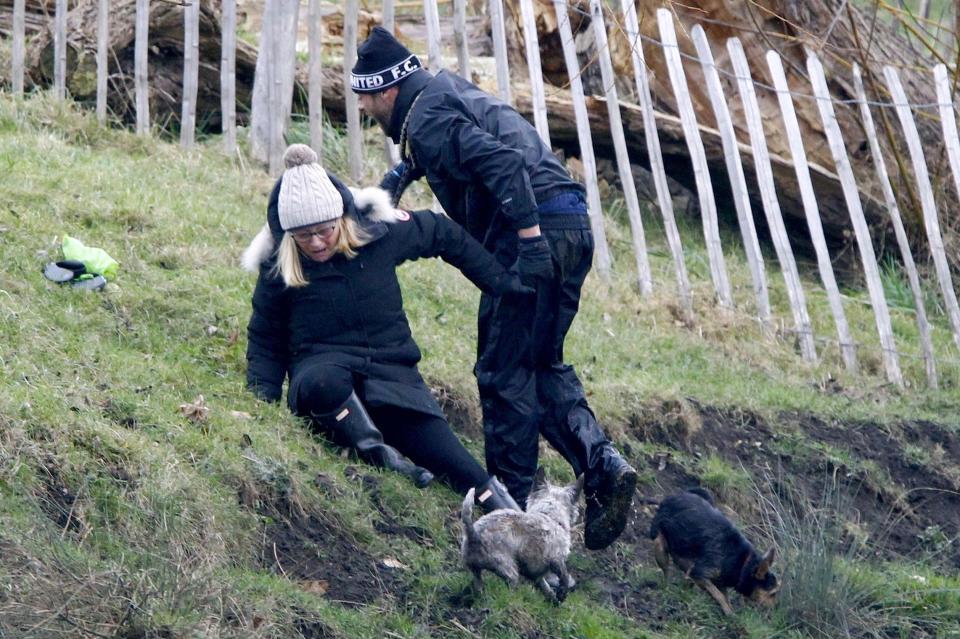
[5,0,960,390]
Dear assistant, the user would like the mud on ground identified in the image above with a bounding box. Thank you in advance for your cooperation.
[244,398,960,635]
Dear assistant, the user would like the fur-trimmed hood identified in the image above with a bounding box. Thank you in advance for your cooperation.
[241,186,402,272]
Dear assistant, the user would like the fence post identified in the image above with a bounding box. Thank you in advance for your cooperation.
[589,0,651,295]
[552,0,611,280]
[620,0,691,320]
[520,0,551,146]
[180,0,200,150]
[767,50,856,373]
[381,0,401,164]
[278,2,300,153]
[489,0,511,104]
[250,0,298,171]
[267,5,282,174]
[54,0,67,100]
[95,0,109,121]
[853,64,937,388]
[691,25,769,324]
[884,66,960,354]
[807,54,902,386]
[454,0,470,79]
[344,0,363,182]
[423,0,443,72]
[657,9,732,308]
[221,0,237,155]
[135,0,150,135]
[932,66,960,329]
[727,37,817,362]
[11,0,25,95]
[308,0,323,160]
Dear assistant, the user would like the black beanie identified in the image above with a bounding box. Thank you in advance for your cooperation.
[351,26,423,93]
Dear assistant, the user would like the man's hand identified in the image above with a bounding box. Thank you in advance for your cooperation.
[517,236,554,288]
[379,162,409,204]
[379,161,424,207]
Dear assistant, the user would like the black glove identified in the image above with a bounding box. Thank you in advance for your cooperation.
[493,273,535,297]
[379,161,424,207]
[516,236,554,288]
[379,162,408,200]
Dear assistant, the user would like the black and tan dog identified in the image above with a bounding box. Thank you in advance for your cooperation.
[648,488,780,616]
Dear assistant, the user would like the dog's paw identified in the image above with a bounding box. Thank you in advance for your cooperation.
[555,585,568,604]
[545,573,577,593]
[448,585,479,608]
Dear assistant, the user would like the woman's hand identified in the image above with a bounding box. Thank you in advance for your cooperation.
[493,273,535,297]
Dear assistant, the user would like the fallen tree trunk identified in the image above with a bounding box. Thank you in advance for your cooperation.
[514,0,959,272]
[2,0,955,273]
[0,0,262,130]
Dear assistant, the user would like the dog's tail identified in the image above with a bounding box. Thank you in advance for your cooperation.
[461,488,481,546]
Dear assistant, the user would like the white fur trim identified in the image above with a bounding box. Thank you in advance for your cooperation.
[351,186,403,223]
[241,224,275,272]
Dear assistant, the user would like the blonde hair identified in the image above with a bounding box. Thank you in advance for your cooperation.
[274,215,373,288]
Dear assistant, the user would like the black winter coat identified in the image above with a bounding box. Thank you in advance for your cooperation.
[245,207,513,416]
[397,70,585,247]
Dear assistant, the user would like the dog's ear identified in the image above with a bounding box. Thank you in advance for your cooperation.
[569,474,585,503]
[754,547,776,579]
[532,467,547,492]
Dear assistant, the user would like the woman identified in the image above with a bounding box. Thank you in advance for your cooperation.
[243,144,521,511]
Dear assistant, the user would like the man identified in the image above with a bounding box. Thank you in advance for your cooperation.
[350,27,637,551]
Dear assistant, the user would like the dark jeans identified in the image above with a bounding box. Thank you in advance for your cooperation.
[476,227,612,505]
[288,361,487,493]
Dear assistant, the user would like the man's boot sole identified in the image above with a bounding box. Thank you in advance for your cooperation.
[584,467,638,550]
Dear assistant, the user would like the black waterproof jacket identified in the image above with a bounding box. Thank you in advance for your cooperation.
[397,71,585,247]
[246,205,513,416]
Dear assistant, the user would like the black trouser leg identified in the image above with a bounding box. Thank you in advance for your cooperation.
[479,228,636,545]
[368,406,487,494]
[538,365,612,488]
[475,288,541,507]
[288,361,433,487]
[369,407,517,511]
[535,228,637,550]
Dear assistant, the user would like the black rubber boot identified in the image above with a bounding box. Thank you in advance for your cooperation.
[474,475,521,513]
[317,392,434,488]
[583,447,637,550]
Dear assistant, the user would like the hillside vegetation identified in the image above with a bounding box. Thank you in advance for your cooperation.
[2,94,960,638]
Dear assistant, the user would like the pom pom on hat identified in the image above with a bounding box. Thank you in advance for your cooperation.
[278,144,344,231]
[284,143,318,168]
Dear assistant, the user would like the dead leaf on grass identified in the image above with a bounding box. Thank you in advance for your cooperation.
[178,395,209,422]
[300,580,329,595]
[381,557,408,570]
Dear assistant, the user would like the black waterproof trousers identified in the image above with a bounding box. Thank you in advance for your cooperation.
[288,360,488,493]
[476,225,613,505]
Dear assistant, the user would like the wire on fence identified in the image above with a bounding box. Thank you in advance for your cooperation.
[557,1,960,113]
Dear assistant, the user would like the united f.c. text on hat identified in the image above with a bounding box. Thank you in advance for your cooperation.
[278,144,344,232]
[350,26,423,94]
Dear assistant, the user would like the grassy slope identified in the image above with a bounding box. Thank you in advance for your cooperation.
[1,94,960,638]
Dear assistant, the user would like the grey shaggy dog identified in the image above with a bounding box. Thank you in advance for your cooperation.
[460,468,584,603]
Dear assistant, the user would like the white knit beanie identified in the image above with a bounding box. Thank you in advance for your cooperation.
[278,144,344,231]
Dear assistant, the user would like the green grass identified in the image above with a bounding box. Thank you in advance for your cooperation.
[2,92,960,637]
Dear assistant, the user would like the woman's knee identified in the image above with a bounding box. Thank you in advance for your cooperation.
[289,365,354,415]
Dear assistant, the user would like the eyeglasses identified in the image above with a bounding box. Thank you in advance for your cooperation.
[291,224,337,243]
